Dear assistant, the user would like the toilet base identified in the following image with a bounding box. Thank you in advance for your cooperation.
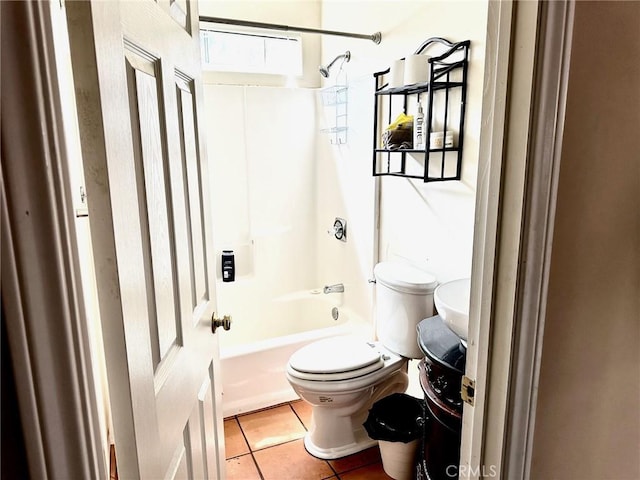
[295,369,409,460]
[304,430,378,460]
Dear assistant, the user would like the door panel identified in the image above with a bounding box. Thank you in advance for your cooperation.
[186,405,206,479]
[167,440,189,480]
[175,75,208,308]
[125,49,181,368]
[200,366,220,479]
[157,0,190,31]
[66,1,224,478]
[169,0,189,31]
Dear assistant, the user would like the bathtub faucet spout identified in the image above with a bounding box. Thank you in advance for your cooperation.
[323,283,345,294]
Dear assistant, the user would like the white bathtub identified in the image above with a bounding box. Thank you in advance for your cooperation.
[219,295,372,418]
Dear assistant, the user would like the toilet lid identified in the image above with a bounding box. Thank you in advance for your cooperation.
[288,337,384,380]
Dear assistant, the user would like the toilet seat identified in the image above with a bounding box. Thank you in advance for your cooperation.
[288,337,386,382]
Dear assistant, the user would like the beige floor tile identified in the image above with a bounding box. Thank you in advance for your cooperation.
[224,418,250,459]
[238,404,306,451]
[225,454,261,480]
[253,439,335,480]
[290,400,313,430]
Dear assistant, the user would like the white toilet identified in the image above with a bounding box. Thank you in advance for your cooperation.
[286,262,437,459]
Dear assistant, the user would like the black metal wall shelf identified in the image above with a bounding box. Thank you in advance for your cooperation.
[373,37,470,182]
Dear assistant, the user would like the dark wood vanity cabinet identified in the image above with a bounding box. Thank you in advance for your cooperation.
[416,316,466,480]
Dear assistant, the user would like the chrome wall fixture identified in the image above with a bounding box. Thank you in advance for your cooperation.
[319,51,351,78]
[327,217,347,242]
[323,283,345,294]
[199,16,382,44]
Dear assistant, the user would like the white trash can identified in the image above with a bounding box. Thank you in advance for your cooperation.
[379,438,420,480]
[363,393,425,480]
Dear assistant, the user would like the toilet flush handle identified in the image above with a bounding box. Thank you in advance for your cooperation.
[211,313,232,334]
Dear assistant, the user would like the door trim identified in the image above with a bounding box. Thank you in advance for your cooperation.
[503,2,574,478]
[462,1,575,478]
[1,1,105,478]
[459,1,515,477]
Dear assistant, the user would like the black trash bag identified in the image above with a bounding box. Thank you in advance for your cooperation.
[363,393,425,443]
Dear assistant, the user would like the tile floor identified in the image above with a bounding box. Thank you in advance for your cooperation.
[224,401,394,480]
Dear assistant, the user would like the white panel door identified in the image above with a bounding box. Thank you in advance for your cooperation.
[65,1,225,478]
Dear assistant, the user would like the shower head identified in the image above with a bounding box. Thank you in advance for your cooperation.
[319,50,351,78]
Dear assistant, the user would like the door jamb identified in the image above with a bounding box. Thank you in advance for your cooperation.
[1,1,105,478]
[503,2,574,478]
[459,0,516,477]
[461,1,575,478]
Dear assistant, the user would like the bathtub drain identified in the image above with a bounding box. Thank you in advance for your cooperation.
[331,307,339,321]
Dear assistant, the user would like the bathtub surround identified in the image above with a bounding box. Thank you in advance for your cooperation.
[205,85,319,348]
[204,80,378,341]
[204,77,378,416]
[315,73,378,322]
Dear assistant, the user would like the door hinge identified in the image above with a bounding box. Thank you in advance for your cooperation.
[76,186,89,218]
[461,375,475,406]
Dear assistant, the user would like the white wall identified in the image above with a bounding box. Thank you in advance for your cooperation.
[530,2,640,478]
[319,0,489,285]
[315,75,378,321]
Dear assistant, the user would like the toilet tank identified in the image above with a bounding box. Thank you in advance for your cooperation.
[374,262,438,359]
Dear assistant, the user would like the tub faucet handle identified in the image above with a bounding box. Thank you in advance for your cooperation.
[211,313,232,334]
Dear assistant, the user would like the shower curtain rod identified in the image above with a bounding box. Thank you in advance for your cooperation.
[199,16,382,44]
